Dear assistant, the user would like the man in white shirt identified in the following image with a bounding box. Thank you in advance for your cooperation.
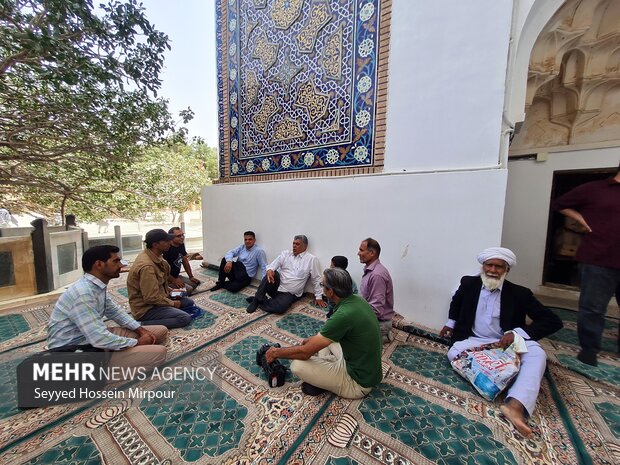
[439,247,562,439]
[246,235,327,314]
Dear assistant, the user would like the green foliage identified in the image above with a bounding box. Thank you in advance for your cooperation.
[0,0,189,214]
[15,141,218,222]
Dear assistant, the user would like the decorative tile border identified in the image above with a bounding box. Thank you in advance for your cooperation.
[216,0,391,182]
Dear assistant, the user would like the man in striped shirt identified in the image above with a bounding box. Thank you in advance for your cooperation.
[47,245,167,372]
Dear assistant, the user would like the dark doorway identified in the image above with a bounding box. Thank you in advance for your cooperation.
[544,166,616,287]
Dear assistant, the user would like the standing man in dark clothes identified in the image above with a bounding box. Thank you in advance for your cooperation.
[163,227,202,295]
[553,162,620,366]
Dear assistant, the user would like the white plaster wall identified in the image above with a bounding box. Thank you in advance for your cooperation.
[502,148,619,290]
[203,169,507,330]
[384,0,513,172]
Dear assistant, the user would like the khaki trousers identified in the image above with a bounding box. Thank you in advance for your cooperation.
[108,325,168,372]
[290,343,372,399]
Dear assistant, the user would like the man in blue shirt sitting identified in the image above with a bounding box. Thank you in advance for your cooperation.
[210,231,268,293]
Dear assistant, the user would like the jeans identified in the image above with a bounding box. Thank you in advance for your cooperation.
[578,263,620,355]
[138,297,194,328]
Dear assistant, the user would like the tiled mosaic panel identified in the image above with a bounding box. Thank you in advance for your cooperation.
[220,0,383,176]
[359,384,517,465]
[209,291,250,309]
[277,313,324,339]
[23,435,101,465]
[390,345,476,394]
[183,308,218,331]
[556,353,620,385]
[141,380,247,461]
[224,335,294,383]
[593,401,620,440]
[0,355,25,420]
[0,313,30,343]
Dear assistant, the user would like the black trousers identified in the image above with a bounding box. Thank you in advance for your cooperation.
[251,271,299,314]
[218,257,251,293]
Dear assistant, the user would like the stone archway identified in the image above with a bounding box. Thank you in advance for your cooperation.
[510,0,620,152]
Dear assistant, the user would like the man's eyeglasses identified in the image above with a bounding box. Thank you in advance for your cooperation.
[175,234,185,237]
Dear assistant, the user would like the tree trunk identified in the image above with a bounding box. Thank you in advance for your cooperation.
[60,195,67,225]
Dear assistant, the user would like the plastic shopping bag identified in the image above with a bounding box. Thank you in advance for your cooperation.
[450,342,521,401]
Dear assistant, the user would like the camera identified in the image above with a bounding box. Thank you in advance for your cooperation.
[255,343,288,388]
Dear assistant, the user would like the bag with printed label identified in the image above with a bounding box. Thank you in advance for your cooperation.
[451,342,521,401]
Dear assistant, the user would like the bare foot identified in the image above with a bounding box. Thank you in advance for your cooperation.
[500,399,533,439]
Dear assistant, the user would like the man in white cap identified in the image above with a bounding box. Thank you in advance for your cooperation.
[439,247,562,438]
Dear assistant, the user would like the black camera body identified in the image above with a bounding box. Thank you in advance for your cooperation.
[256,343,288,388]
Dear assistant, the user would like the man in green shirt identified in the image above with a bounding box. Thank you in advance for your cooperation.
[265,268,383,398]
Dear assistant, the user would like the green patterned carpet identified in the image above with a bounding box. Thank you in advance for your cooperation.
[0,267,619,465]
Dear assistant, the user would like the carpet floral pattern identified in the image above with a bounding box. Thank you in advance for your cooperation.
[0,268,619,464]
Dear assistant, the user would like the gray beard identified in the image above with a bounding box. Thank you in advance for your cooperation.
[480,272,505,291]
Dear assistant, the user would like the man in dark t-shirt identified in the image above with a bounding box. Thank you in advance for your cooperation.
[553,163,620,366]
[265,268,382,398]
[163,227,201,295]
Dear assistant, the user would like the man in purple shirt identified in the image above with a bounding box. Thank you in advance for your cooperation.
[553,162,620,366]
[358,238,394,342]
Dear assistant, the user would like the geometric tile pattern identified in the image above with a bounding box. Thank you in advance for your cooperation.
[550,327,618,353]
[210,291,250,309]
[556,353,620,386]
[217,0,385,177]
[197,267,220,279]
[224,334,294,382]
[593,401,620,440]
[0,356,24,420]
[183,308,218,331]
[547,307,618,353]
[141,380,247,461]
[276,313,324,339]
[23,436,101,465]
[114,287,129,298]
[390,344,476,394]
[359,384,518,465]
[0,314,30,343]
[325,457,360,465]
[1,262,616,465]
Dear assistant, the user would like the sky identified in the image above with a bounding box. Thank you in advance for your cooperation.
[141,0,219,147]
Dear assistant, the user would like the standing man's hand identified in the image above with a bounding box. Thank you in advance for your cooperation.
[439,326,453,338]
[224,261,233,273]
[189,276,201,285]
[267,269,275,284]
[315,298,327,308]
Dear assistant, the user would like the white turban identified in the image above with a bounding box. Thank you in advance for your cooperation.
[477,247,517,268]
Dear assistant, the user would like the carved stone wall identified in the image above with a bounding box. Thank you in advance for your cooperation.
[216,0,391,182]
[510,0,620,153]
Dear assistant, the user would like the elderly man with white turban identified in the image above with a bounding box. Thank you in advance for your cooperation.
[439,247,562,439]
